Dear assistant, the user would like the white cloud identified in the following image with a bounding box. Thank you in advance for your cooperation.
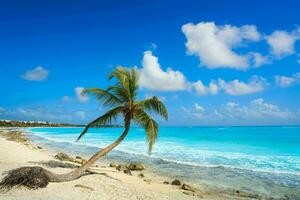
[182,99,297,123]
[250,52,270,67]
[275,73,300,87]
[224,98,296,119]
[193,80,219,95]
[75,87,89,102]
[194,103,204,112]
[182,22,261,70]
[218,76,268,95]
[21,66,49,81]
[138,51,188,91]
[181,103,205,119]
[266,29,300,58]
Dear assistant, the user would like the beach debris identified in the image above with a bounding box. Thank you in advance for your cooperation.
[116,164,128,171]
[74,184,94,191]
[2,131,28,143]
[37,146,43,149]
[128,162,145,171]
[0,167,49,191]
[138,173,145,178]
[123,169,132,175]
[181,184,195,192]
[109,162,117,168]
[171,179,181,186]
[163,181,169,184]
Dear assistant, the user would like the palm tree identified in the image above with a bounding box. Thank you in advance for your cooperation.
[0,67,168,191]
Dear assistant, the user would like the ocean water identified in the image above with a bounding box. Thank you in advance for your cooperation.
[26,126,300,198]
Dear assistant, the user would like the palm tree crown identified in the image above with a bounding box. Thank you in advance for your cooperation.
[76,67,168,154]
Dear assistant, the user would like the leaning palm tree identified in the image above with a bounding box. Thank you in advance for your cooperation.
[0,67,168,191]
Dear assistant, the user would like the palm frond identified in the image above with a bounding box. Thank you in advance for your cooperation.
[76,106,124,142]
[81,88,123,107]
[133,109,159,154]
[108,67,130,90]
[136,96,168,120]
[107,85,130,102]
[128,68,139,100]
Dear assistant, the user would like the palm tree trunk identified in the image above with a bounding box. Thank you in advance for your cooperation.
[45,121,131,182]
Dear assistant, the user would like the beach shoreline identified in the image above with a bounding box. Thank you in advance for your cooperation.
[0,128,297,200]
[0,128,221,200]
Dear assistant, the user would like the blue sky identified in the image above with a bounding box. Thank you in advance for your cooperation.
[0,0,300,126]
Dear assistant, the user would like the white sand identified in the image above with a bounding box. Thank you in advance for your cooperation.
[0,135,204,200]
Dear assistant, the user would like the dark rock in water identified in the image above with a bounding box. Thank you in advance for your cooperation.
[123,169,132,175]
[116,164,128,171]
[109,162,117,168]
[163,181,169,184]
[138,173,144,178]
[37,146,43,149]
[171,179,181,186]
[182,184,194,192]
[128,162,145,171]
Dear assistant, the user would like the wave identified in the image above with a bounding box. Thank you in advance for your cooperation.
[27,129,300,177]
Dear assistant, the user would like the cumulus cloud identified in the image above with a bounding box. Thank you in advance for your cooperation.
[218,76,268,95]
[0,107,88,123]
[138,51,188,91]
[182,99,297,124]
[181,103,205,119]
[75,87,89,102]
[182,22,261,70]
[216,98,296,120]
[275,73,300,87]
[193,80,219,95]
[266,29,300,58]
[21,66,49,81]
[249,52,270,67]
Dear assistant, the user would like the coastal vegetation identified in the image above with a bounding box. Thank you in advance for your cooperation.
[0,120,122,128]
[0,67,168,191]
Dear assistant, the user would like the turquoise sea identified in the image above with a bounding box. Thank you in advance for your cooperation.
[26,126,300,198]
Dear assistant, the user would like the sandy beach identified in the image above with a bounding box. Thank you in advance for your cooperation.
[0,129,208,200]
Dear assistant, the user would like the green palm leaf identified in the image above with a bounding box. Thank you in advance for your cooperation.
[133,109,158,154]
[76,106,124,142]
[81,88,123,107]
[136,96,168,120]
